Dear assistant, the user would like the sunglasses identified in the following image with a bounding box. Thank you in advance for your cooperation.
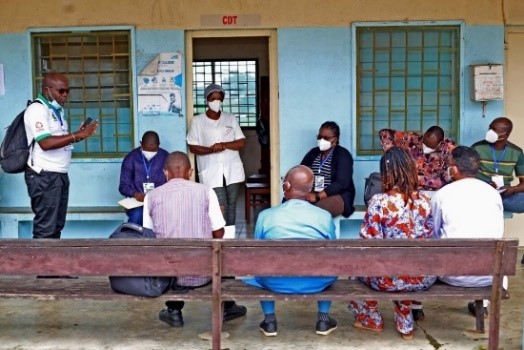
[47,86,70,95]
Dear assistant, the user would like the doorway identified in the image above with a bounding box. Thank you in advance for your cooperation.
[185,30,280,207]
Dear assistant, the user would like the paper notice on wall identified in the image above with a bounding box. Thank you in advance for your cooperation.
[0,64,5,96]
[138,52,183,117]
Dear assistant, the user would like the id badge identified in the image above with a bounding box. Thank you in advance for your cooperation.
[143,182,155,193]
[314,175,325,192]
[491,175,504,189]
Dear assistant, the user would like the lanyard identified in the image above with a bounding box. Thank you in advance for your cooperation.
[48,105,65,131]
[490,144,507,174]
[141,152,152,181]
[318,149,334,174]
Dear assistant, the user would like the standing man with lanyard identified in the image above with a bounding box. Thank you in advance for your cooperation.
[119,131,169,225]
[472,117,524,266]
[24,72,98,239]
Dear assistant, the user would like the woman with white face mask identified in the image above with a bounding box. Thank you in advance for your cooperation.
[300,121,356,218]
[186,83,246,227]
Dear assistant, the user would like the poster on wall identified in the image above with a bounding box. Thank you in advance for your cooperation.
[138,52,183,117]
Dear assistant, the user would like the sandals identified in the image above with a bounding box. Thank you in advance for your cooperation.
[401,331,414,340]
[352,320,384,333]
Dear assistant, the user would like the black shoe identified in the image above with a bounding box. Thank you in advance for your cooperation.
[223,303,247,322]
[467,302,488,319]
[412,309,425,321]
[159,308,184,327]
[259,319,277,337]
[316,316,337,336]
[521,254,524,265]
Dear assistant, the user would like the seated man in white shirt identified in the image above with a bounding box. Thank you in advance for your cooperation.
[431,146,506,318]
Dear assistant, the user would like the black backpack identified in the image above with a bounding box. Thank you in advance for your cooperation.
[108,223,173,297]
[0,100,40,173]
[364,172,382,207]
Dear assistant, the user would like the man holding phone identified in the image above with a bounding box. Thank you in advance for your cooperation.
[24,71,98,239]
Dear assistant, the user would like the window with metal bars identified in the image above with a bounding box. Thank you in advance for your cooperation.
[193,60,258,127]
[356,25,460,155]
[32,30,133,158]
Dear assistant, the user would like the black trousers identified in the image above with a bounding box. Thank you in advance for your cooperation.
[24,169,69,239]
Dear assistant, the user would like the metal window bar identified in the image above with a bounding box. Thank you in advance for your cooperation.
[193,60,258,127]
[32,31,133,158]
[356,26,460,155]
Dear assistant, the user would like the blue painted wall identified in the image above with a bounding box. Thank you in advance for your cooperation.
[0,24,505,236]
[277,24,504,204]
[0,29,186,237]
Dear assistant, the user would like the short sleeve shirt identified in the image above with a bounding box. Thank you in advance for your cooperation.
[472,140,524,185]
[24,97,71,173]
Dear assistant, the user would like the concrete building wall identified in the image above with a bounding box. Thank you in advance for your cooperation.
[0,0,522,243]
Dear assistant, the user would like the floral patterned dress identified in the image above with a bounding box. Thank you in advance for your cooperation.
[379,129,456,191]
[349,191,436,335]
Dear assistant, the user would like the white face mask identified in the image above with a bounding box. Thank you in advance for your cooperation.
[317,138,332,152]
[485,129,499,143]
[422,143,436,155]
[208,100,221,113]
[142,150,157,161]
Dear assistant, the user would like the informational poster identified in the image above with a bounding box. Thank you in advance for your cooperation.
[138,52,183,117]
[0,64,5,96]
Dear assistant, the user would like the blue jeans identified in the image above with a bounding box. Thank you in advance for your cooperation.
[502,192,524,213]
[260,300,331,315]
[126,207,144,226]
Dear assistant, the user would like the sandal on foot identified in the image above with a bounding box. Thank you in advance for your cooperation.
[401,331,414,340]
[353,320,384,333]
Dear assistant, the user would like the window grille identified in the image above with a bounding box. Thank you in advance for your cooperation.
[356,26,460,155]
[32,30,133,158]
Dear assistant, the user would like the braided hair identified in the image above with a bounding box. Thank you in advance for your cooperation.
[380,147,419,201]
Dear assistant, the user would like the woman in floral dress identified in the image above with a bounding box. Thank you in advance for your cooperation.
[349,147,436,340]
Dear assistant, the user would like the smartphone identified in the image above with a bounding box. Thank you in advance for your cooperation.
[81,117,93,128]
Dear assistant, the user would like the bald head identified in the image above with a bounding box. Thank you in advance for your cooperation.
[423,125,444,149]
[282,165,314,200]
[490,117,513,135]
[164,151,192,180]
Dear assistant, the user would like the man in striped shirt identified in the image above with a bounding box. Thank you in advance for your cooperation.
[143,151,247,327]
[472,117,524,214]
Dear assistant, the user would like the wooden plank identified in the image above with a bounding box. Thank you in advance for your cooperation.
[221,243,518,276]
[0,240,214,276]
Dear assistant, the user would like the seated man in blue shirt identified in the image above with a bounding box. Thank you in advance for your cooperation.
[244,165,337,337]
[118,131,169,225]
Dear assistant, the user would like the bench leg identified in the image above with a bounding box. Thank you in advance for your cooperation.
[212,242,222,350]
[0,218,19,238]
[474,299,485,333]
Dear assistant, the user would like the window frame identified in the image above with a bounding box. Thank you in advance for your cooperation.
[192,59,259,128]
[352,21,464,158]
[29,26,136,160]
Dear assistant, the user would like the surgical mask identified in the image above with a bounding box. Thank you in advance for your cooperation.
[208,100,221,113]
[317,138,332,152]
[142,150,157,161]
[422,143,436,155]
[485,129,499,143]
[49,99,62,110]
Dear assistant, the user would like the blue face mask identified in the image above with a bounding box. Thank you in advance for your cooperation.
[49,99,62,110]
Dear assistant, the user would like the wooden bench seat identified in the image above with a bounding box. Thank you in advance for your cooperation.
[0,238,518,350]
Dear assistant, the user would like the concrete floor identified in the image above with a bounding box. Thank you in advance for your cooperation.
[0,267,522,350]
[0,193,522,349]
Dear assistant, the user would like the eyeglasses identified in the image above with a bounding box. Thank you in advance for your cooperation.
[316,135,336,140]
[46,86,70,95]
